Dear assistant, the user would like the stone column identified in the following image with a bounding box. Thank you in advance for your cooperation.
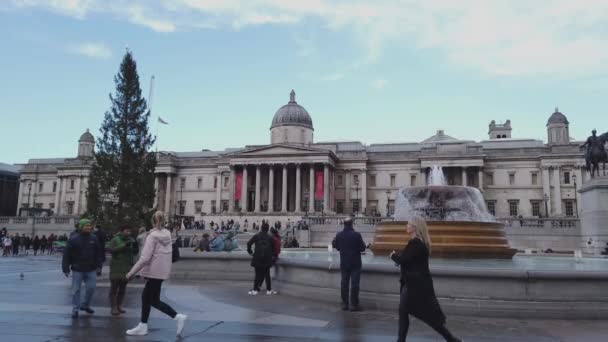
[478,168,483,191]
[16,181,23,215]
[309,165,315,212]
[552,166,563,215]
[361,169,367,214]
[255,165,261,213]
[419,168,426,186]
[165,174,172,216]
[575,166,583,216]
[345,169,351,213]
[282,164,288,213]
[74,176,82,215]
[228,167,235,212]
[55,178,63,214]
[216,171,222,213]
[462,167,468,186]
[323,164,329,212]
[268,166,274,212]
[541,167,551,216]
[295,164,301,212]
[153,175,159,208]
[241,166,248,212]
[60,178,68,215]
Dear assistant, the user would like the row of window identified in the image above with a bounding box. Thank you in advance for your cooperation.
[485,199,576,217]
[179,176,229,190]
[20,202,74,214]
[484,170,577,186]
[25,180,76,194]
[336,174,406,188]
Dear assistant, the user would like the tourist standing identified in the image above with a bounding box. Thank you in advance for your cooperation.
[32,235,40,256]
[109,226,137,316]
[333,217,366,311]
[2,235,11,257]
[390,217,461,342]
[40,235,47,254]
[62,219,104,319]
[246,224,276,295]
[126,211,187,336]
[12,234,20,256]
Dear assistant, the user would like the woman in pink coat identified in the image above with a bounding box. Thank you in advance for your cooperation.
[126,211,187,336]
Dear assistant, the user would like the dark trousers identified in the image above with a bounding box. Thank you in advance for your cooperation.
[141,278,177,324]
[253,266,271,291]
[340,268,361,307]
[398,286,459,342]
[109,280,127,307]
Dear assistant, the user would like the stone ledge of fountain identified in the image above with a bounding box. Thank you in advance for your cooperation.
[170,251,608,319]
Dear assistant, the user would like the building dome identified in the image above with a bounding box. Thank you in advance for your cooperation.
[547,108,569,126]
[270,90,314,130]
[79,129,95,143]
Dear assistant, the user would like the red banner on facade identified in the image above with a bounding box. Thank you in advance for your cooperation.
[315,170,324,200]
[235,171,242,201]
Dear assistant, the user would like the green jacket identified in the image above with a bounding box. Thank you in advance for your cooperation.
[109,235,136,280]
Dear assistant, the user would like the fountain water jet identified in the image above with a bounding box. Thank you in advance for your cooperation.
[372,166,516,258]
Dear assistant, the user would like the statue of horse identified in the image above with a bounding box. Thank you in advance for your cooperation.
[586,132,608,178]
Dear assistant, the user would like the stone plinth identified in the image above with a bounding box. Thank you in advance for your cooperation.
[579,177,608,255]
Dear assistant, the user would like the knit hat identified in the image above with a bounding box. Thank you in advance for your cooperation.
[78,218,92,230]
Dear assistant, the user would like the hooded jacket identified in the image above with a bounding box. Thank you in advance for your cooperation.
[127,228,173,280]
[333,222,366,270]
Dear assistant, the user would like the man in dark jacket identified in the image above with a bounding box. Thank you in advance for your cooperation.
[62,219,104,318]
[333,217,366,311]
[246,225,276,295]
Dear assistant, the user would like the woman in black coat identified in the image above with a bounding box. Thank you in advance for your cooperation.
[390,217,461,342]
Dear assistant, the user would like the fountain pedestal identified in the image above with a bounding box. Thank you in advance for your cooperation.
[579,177,608,255]
[371,220,516,258]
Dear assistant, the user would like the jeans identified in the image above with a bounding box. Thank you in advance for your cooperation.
[340,268,361,307]
[141,278,177,324]
[253,266,271,291]
[72,271,97,312]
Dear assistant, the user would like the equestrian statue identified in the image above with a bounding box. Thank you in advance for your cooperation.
[581,129,608,178]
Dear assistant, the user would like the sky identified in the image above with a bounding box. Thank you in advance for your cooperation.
[1,0,607,165]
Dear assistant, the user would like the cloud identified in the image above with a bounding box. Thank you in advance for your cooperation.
[9,0,608,77]
[371,79,387,89]
[69,42,112,59]
[320,72,345,82]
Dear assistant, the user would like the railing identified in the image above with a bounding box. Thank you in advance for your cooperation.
[305,215,390,226]
[497,217,580,229]
[0,216,76,225]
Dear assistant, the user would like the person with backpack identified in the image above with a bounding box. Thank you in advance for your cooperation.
[246,224,276,295]
[333,216,366,312]
[125,211,187,337]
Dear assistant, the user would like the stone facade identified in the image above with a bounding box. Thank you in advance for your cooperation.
[15,92,585,221]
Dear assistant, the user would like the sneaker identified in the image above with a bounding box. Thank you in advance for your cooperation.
[341,303,349,311]
[126,323,148,336]
[248,290,258,295]
[266,290,278,295]
[174,314,187,336]
[71,311,79,319]
[80,307,94,314]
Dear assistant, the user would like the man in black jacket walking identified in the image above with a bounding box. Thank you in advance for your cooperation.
[246,224,276,296]
[333,217,366,311]
[62,219,104,318]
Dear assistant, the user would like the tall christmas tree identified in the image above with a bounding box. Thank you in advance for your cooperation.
[86,50,156,230]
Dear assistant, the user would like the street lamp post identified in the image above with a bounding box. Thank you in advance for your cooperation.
[543,193,549,218]
[572,174,578,217]
[386,190,391,217]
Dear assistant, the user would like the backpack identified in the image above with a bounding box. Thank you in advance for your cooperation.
[172,241,180,263]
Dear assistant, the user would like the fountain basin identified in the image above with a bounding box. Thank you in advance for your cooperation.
[371,220,516,259]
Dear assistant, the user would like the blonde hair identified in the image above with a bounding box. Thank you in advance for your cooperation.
[152,211,166,229]
[409,216,432,252]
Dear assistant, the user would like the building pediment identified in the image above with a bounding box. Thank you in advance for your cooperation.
[227,144,338,166]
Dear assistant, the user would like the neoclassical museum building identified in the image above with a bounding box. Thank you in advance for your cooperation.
[16,90,586,220]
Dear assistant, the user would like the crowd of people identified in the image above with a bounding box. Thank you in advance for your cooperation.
[1,228,68,256]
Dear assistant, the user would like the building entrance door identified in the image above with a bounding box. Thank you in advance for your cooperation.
[248,191,255,212]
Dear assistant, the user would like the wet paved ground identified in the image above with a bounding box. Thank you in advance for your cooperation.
[1,255,607,341]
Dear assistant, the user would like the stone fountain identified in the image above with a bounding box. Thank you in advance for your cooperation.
[371,166,516,258]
